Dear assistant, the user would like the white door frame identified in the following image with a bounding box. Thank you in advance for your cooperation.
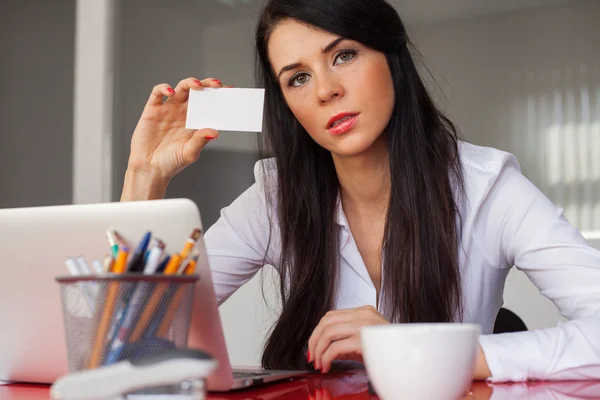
[72,0,115,204]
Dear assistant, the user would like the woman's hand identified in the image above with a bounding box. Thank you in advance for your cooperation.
[307,305,389,373]
[474,344,492,381]
[122,77,229,201]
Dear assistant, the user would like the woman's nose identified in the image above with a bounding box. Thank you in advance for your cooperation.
[316,74,345,104]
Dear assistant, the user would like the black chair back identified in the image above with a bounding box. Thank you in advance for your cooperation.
[493,307,527,334]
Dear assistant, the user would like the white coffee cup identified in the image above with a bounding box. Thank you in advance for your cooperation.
[361,323,481,400]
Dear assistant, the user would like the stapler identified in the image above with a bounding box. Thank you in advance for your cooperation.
[50,349,218,400]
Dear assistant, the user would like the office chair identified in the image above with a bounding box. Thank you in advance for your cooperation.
[493,307,527,333]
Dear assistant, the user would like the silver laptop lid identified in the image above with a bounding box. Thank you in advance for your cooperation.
[0,199,234,389]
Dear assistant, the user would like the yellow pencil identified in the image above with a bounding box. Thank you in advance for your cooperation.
[179,228,202,259]
[87,247,129,368]
[128,254,182,342]
[157,254,198,338]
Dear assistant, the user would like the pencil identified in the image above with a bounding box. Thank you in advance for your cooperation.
[179,228,202,259]
[87,247,129,369]
[128,254,182,342]
[157,253,198,338]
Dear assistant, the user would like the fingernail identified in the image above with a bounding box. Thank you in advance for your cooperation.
[307,351,311,362]
[167,88,175,93]
[213,79,222,84]
[194,79,203,86]
[206,135,218,140]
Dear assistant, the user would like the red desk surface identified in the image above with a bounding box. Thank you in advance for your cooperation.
[3,371,600,399]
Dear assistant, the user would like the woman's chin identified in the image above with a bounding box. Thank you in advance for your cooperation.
[326,134,383,158]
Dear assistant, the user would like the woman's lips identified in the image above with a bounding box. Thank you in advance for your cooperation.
[327,114,359,135]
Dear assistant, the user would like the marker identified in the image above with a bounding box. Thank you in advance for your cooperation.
[75,256,93,275]
[91,260,104,275]
[65,258,81,276]
[106,230,120,259]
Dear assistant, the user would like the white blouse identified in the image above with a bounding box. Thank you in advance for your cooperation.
[204,141,600,382]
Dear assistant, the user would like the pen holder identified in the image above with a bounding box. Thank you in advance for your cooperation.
[55,274,199,372]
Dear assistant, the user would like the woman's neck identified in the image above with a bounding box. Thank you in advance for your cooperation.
[333,136,390,212]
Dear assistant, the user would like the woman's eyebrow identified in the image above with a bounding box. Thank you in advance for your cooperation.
[277,37,347,79]
[321,37,345,54]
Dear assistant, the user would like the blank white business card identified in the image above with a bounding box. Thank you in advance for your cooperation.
[185,88,265,133]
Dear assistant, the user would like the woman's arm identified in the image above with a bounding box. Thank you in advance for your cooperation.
[474,346,492,380]
[204,159,279,305]
[472,155,600,382]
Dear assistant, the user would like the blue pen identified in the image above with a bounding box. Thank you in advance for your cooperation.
[127,231,152,273]
[156,255,171,274]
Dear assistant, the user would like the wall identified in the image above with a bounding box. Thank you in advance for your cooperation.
[412,0,600,232]
[0,0,75,209]
[410,0,600,330]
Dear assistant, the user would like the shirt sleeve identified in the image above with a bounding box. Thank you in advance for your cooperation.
[472,155,600,382]
[203,159,279,305]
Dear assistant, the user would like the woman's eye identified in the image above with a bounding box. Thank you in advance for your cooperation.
[289,73,310,87]
[333,50,357,66]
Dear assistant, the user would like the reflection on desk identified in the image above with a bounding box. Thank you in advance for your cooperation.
[2,370,600,399]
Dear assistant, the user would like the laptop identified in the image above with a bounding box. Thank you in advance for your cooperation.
[0,198,304,391]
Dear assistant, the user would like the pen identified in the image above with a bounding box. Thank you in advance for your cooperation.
[143,239,165,274]
[104,240,165,364]
[143,237,159,264]
[179,229,202,259]
[127,231,152,273]
[155,255,171,273]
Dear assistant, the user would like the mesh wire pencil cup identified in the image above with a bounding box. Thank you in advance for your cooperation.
[56,274,198,372]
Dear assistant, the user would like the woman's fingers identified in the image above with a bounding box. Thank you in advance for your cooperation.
[313,323,359,370]
[170,77,205,102]
[320,337,362,374]
[146,83,175,106]
[169,77,226,102]
[145,78,228,107]
[202,77,224,87]
[308,312,356,362]
[180,129,220,164]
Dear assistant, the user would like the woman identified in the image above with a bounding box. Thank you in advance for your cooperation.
[121,0,600,382]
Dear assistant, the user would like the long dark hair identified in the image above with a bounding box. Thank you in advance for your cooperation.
[255,0,465,370]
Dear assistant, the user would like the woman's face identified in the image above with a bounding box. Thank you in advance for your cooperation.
[268,19,395,158]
